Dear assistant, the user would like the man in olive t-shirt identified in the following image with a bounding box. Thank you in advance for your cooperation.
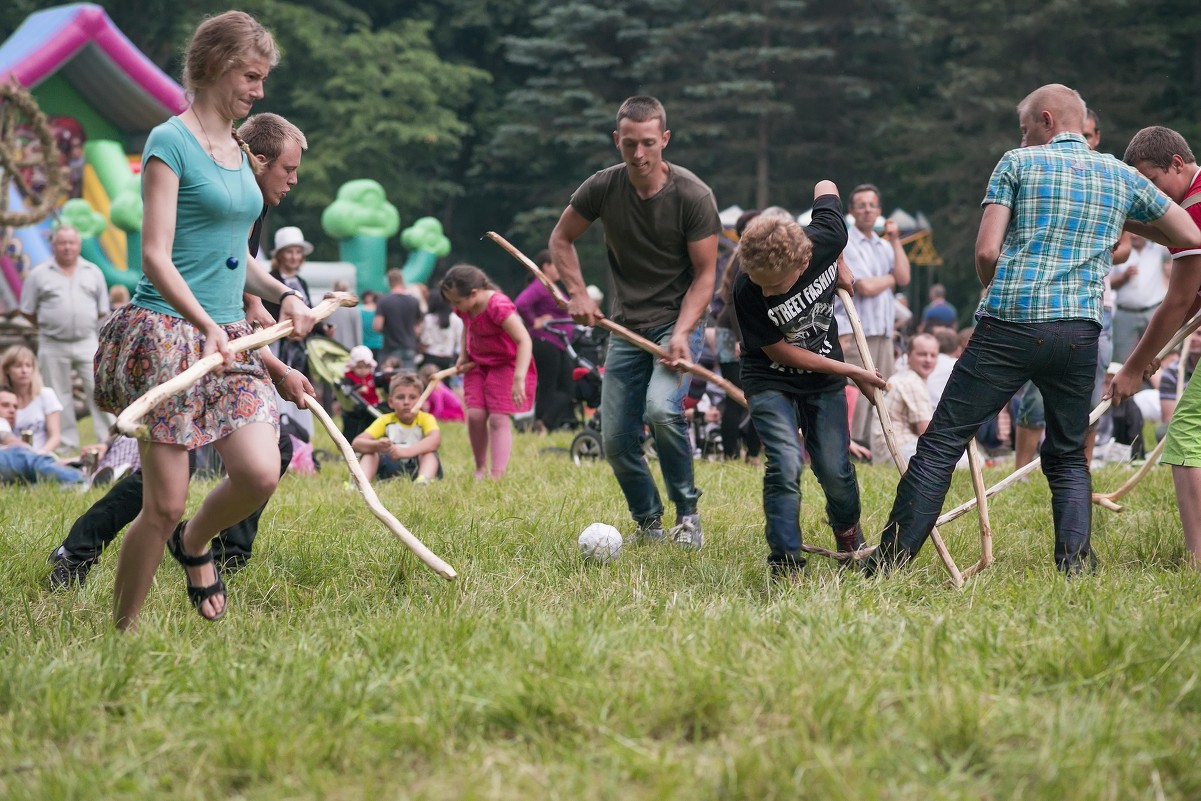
[550,95,721,550]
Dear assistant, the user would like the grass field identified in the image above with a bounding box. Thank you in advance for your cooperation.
[2,421,1200,800]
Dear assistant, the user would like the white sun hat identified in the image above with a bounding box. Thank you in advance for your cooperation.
[273,226,313,256]
[348,345,377,368]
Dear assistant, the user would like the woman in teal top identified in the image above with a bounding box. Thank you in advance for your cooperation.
[94,11,315,629]
[361,290,384,355]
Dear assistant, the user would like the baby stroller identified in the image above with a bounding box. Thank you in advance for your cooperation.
[545,320,657,466]
[542,320,605,465]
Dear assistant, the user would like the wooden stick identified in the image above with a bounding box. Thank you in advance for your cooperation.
[414,361,474,411]
[1091,435,1168,511]
[936,309,1201,528]
[116,292,358,438]
[837,288,964,587]
[304,392,457,581]
[484,231,748,408]
[960,441,994,579]
[800,543,877,561]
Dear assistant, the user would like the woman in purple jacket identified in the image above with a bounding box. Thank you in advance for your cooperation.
[515,250,578,432]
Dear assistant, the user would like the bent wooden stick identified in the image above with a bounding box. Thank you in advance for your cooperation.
[960,442,995,579]
[837,288,964,587]
[116,292,358,438]
[305,393,457,580]
[800,542,878,561]
[484,231,748,408]
[1091,435,1168,512]
[936,309,1201,527]
[415,361,474,411]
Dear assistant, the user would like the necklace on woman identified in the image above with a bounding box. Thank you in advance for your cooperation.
[190,107,244,270]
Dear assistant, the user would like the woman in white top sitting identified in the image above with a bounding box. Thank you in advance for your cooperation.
[1,345,64,454]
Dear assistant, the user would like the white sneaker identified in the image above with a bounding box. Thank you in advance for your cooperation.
[671,513,703,550]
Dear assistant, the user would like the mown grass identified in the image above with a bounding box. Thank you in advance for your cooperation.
[2,421,1200,800]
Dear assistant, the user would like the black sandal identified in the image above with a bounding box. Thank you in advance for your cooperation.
[168,520,226,622]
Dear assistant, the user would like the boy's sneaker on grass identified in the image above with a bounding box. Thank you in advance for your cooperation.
[626,517,666,545]
[671,513,703,550]
[47,547,96,590]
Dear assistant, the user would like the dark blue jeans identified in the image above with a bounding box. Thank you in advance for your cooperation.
[749,388,860,566]
[599,322,702,525]
[880,317,1099,570]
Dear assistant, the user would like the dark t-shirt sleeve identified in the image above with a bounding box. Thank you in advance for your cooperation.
[570,170,608,222]
[683,183,722,243]
[806,194,848,259]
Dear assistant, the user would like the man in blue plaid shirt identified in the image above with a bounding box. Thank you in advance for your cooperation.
[867,83,1201,575]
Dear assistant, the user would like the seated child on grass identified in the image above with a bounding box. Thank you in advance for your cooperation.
[351,372,442,484]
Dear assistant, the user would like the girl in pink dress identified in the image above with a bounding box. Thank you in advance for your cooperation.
[440,264,536,478]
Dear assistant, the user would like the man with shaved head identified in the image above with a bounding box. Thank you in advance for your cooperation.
[866,83,1201,575]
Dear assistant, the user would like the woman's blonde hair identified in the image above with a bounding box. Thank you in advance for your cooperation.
[1,345,44,397]
[183,11,279,176]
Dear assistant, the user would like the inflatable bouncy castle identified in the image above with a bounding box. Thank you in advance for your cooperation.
[0,3,186,304]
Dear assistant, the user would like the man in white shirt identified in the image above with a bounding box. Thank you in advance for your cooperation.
[833,183,911,445]
[0,384,85,485]
[1110,234,1170,362]
[19,226,113,448]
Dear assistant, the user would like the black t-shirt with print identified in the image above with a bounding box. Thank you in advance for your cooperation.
[734,193,849,396]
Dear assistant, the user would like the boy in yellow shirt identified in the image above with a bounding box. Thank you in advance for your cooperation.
[351,372,442,484]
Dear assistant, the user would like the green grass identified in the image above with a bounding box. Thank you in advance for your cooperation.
[2,422,1200,800]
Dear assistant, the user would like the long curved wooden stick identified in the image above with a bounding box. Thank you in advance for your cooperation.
[936,309,1201,528]
[1091,329,1194,511]
[484,231,747,408]
[304,392,457,580]
[415,361,474,410]
[960,442,994,579]
[116,292,359,437]
[1091,435,1168,512]
[800,542,877,561]
[836,288,963,587]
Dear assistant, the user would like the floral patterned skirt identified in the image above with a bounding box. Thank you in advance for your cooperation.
[95,304,278,448]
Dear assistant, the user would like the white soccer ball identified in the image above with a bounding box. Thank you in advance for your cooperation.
[578,523,622,565]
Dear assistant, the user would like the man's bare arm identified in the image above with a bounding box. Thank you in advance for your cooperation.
[549,206,599,325]
[975,203,1012,286]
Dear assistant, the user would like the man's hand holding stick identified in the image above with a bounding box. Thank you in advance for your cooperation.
[484,231,747,408]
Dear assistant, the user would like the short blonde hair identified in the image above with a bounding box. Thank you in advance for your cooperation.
[388,371,423,396]
[738,215,813,275]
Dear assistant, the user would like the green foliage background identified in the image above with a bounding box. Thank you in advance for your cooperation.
[5,0,1201,307]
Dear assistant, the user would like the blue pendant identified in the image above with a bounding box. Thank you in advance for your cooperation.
[226,257,239,269]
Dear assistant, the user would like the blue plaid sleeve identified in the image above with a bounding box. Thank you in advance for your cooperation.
[1125,169,1172,223]
[982,151,1018,209]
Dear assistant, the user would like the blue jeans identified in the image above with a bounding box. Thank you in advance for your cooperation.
[750,388,860,565]
[0,447,85,485]
[881,317,1099,570]
[600,322,702,525]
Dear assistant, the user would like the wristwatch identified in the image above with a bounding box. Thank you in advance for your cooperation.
[279,289,303,305]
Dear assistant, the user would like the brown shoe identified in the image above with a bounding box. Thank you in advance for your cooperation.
[833,522,866,554]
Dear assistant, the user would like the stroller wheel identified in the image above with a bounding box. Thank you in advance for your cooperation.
[570,430,604,466]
